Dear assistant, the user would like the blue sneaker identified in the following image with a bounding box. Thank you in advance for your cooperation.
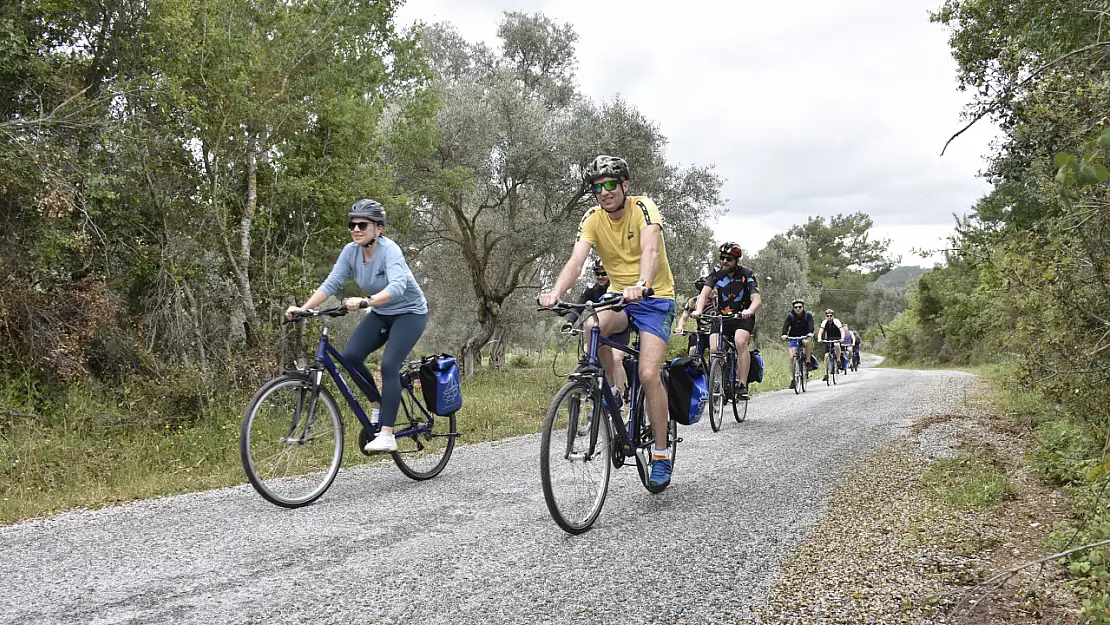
[648,458,672,490]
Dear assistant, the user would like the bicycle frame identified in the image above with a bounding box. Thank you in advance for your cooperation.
[575,322,643,459]
[307,320,435,441]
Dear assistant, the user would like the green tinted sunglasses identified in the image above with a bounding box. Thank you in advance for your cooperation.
[590,180,621,193]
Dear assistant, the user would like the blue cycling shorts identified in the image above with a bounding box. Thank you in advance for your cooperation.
[625,298,676,342]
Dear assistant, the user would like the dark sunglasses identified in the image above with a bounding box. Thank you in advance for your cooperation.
[348,221,375,232]
[590,180,621,194]
[595,272,608,277]
[720,255,736,262]
[793,305,804,309]
[826,314,834,317]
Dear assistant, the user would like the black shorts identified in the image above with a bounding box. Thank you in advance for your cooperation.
[605,327,631,346]
[687,331,711,354]
[722,317,755,337]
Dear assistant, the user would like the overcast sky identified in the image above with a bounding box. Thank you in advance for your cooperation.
[395,0,998,268]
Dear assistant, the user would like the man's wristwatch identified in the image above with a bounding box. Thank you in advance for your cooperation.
[635,280,649,288]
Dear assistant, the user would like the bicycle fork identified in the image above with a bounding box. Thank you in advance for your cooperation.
[286,370,324,445]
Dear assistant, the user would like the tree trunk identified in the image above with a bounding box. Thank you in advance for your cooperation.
[181,280,208,373]
[459,303,503,378]
[234,132,263,345]
[489,324,508,370]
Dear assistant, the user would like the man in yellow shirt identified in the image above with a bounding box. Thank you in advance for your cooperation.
[539,155,677,490]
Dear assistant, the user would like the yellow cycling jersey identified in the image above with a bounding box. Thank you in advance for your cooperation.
[576,196,675,299]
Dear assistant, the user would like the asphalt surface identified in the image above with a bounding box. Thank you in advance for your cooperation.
[0,355,976,624]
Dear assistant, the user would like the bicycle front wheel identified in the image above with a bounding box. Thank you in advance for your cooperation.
[391,390,457,481]
[825,354,834,386]
[240,374,344,508]
[792,353,802,395]
[708,358,725,432]
[540,381,612,534]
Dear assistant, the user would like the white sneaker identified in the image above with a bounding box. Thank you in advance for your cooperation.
[363,433,397,453]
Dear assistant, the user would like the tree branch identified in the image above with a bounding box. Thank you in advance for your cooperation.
[941,41,1110,156]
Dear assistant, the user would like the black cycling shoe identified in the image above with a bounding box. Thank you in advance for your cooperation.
[735,383,750,401]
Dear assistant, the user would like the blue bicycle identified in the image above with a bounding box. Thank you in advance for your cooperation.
[538,293,679,534]
[240,304,458,508]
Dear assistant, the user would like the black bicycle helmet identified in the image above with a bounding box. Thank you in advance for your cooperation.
[584,155,630,183]
[349,199,386,225]
[592,258,605,273]
[694,277,706,290]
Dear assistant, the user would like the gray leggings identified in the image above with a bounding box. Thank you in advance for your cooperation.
[343,311,428,428]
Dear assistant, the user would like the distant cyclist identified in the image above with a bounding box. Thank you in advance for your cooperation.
[840,323,856,371]
[780,298,814,390]
[816,309,843,381]
[674,277,719,357]
[692,242,761,400]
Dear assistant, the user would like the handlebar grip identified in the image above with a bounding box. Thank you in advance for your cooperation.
[358,299,370,309]
[643,287,654,298]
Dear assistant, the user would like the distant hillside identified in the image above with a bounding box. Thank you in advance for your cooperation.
[874,265,927,289]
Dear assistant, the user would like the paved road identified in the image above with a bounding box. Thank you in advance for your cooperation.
[0,356,975,625]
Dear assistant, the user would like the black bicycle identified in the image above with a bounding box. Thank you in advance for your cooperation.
[538,292,680,534]
[240,304,458,508]
[675,328,722,430]
[700,312,748,426]
[784,335,812,394]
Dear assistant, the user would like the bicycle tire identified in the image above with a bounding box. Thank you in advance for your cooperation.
[825,352,834,386]
[733,388,748,423]
[708,358,724,432]
[792,352,802,395]
[540,380,611,534]
[633,385,678,494]
[240,374,344,508]
[391,390,457,481]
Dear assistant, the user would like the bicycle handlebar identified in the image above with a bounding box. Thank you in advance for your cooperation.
[538,288,655,331]
[783,335,812,341]
[285,299,370,323]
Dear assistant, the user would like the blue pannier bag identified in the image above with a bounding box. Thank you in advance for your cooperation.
[747,349,764,384]
[419,354,463,416]
[665,356,708,426]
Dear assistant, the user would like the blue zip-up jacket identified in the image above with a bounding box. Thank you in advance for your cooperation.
[318,237,428,315]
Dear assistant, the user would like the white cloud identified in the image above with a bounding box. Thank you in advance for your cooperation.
[395,0,998,268]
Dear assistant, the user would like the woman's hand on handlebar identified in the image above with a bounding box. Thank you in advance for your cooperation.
[343,297,368,311]
[538,292,561,309]
[285,305,306,321]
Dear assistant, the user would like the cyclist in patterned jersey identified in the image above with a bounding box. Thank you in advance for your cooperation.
[674,278,719,357]
[692,242,762,400]
[539,155,678,490]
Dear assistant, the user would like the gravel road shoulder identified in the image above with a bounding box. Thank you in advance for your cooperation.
[754,379,1080,624]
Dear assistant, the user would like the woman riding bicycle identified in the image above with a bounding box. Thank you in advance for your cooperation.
[285,199,429,453]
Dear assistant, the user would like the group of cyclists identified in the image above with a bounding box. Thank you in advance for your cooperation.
[285,153,864,495]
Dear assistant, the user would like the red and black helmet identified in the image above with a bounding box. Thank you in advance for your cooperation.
[718,241,743,259]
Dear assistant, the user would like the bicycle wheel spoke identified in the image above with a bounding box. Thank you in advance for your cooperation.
[240,376,344,508]
[391,391,456,480]
[540,382,611,533]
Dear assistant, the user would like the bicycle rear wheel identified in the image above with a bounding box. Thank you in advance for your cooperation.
[240,374,344,508]
[540,380,612,534]
[707,358,725,432]
[633,385,678,494]
[733,391,748,423]
[391,389,457,480]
